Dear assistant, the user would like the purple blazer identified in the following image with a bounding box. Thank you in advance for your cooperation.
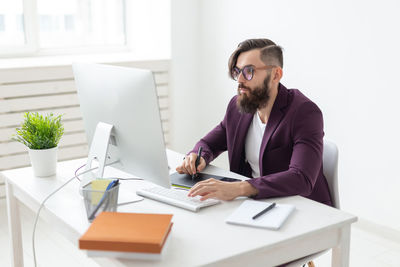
[189,84,332,206]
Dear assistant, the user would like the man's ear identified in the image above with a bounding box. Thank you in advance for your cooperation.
[272,67,283,82]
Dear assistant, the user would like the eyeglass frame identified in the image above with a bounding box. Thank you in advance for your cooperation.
[231,64,277,81]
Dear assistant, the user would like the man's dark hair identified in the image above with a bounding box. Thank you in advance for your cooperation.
[228,38,283,79]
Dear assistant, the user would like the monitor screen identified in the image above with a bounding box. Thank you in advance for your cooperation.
[73,63,170,188]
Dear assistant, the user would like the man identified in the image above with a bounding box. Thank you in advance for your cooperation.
[176,38,332,206]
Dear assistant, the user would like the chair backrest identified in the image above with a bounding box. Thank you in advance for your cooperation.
[322,139,340,209]
[268,140,340,267]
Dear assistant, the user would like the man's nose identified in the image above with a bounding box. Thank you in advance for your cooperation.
[237,71,246,83]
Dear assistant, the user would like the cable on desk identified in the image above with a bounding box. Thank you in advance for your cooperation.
[32,161,119,267]
[74,163,87,181]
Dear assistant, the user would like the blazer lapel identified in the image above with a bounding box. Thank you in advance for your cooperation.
[230,112,253,173]
[259,84,289,170]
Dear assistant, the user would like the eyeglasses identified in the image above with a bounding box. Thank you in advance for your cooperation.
[231,65,276,81]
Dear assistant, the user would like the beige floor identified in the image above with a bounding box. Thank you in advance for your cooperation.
[1,198,400,267]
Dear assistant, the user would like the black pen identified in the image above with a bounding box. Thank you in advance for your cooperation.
[252,202,276,220]
[192,146,203,180]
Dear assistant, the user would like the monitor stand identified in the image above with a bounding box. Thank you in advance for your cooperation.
[79,122,114,195]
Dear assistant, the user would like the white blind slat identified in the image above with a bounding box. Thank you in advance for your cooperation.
[0,145,89,171]
[156,85,169,97]
[0,132,87,156]
[158,97,168,110]
[0,106,83,128]
[0,119,84,143]
[1,94,79,113]
[0,60,169,84]
[154,72,168,85]
[0,80,76,98]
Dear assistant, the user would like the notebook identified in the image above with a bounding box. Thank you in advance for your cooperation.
[225,200,295,230]
[79,212,173,259]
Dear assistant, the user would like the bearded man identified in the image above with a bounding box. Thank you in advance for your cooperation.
[176,38,332,206]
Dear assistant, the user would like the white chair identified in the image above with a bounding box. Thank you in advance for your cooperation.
[321,139,340,209]
[285,139,339,267]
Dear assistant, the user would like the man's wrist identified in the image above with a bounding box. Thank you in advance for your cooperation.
[239,181,258,197]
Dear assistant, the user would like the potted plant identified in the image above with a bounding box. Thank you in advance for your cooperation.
[12,112,64,177]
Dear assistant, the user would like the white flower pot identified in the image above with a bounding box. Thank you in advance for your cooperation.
[28,147,58,177]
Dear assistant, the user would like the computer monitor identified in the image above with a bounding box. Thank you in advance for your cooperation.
[72,63,171,189]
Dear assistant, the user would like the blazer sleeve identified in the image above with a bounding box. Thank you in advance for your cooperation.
[247,101,324,199]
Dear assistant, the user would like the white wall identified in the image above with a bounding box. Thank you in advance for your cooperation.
[170,0,203,152]
[127,0,171,60]
[171,0,400,231]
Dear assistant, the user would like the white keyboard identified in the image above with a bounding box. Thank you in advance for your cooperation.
[136,187,220,212]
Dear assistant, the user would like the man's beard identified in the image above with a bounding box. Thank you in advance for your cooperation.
[236,75,271,114]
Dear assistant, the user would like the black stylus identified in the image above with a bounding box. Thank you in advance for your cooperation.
[252,202,276,220]
[192,146,203,180]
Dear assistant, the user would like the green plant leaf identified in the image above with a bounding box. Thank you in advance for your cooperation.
[12,112,65,150]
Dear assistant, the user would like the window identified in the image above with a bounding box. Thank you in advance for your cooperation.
[0,0,170,59]
[0,1,25,47]
[0,0,127,56]
[37,0,125,48]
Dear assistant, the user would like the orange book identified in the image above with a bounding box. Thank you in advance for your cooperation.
[79,212,173,254]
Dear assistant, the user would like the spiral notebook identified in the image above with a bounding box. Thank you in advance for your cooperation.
[225,200,295,230]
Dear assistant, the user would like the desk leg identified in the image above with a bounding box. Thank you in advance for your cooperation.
[5,180,24,267]
[332,224,351,267]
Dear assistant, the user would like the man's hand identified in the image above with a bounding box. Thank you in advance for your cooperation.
[188,179,259,201]
[175,153,206,175]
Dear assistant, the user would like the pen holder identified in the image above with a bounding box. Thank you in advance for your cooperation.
[82,181,120,222]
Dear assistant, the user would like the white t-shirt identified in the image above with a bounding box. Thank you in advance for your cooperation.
[245,112,266,178]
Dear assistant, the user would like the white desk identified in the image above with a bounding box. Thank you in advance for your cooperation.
[3,150,357,267]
